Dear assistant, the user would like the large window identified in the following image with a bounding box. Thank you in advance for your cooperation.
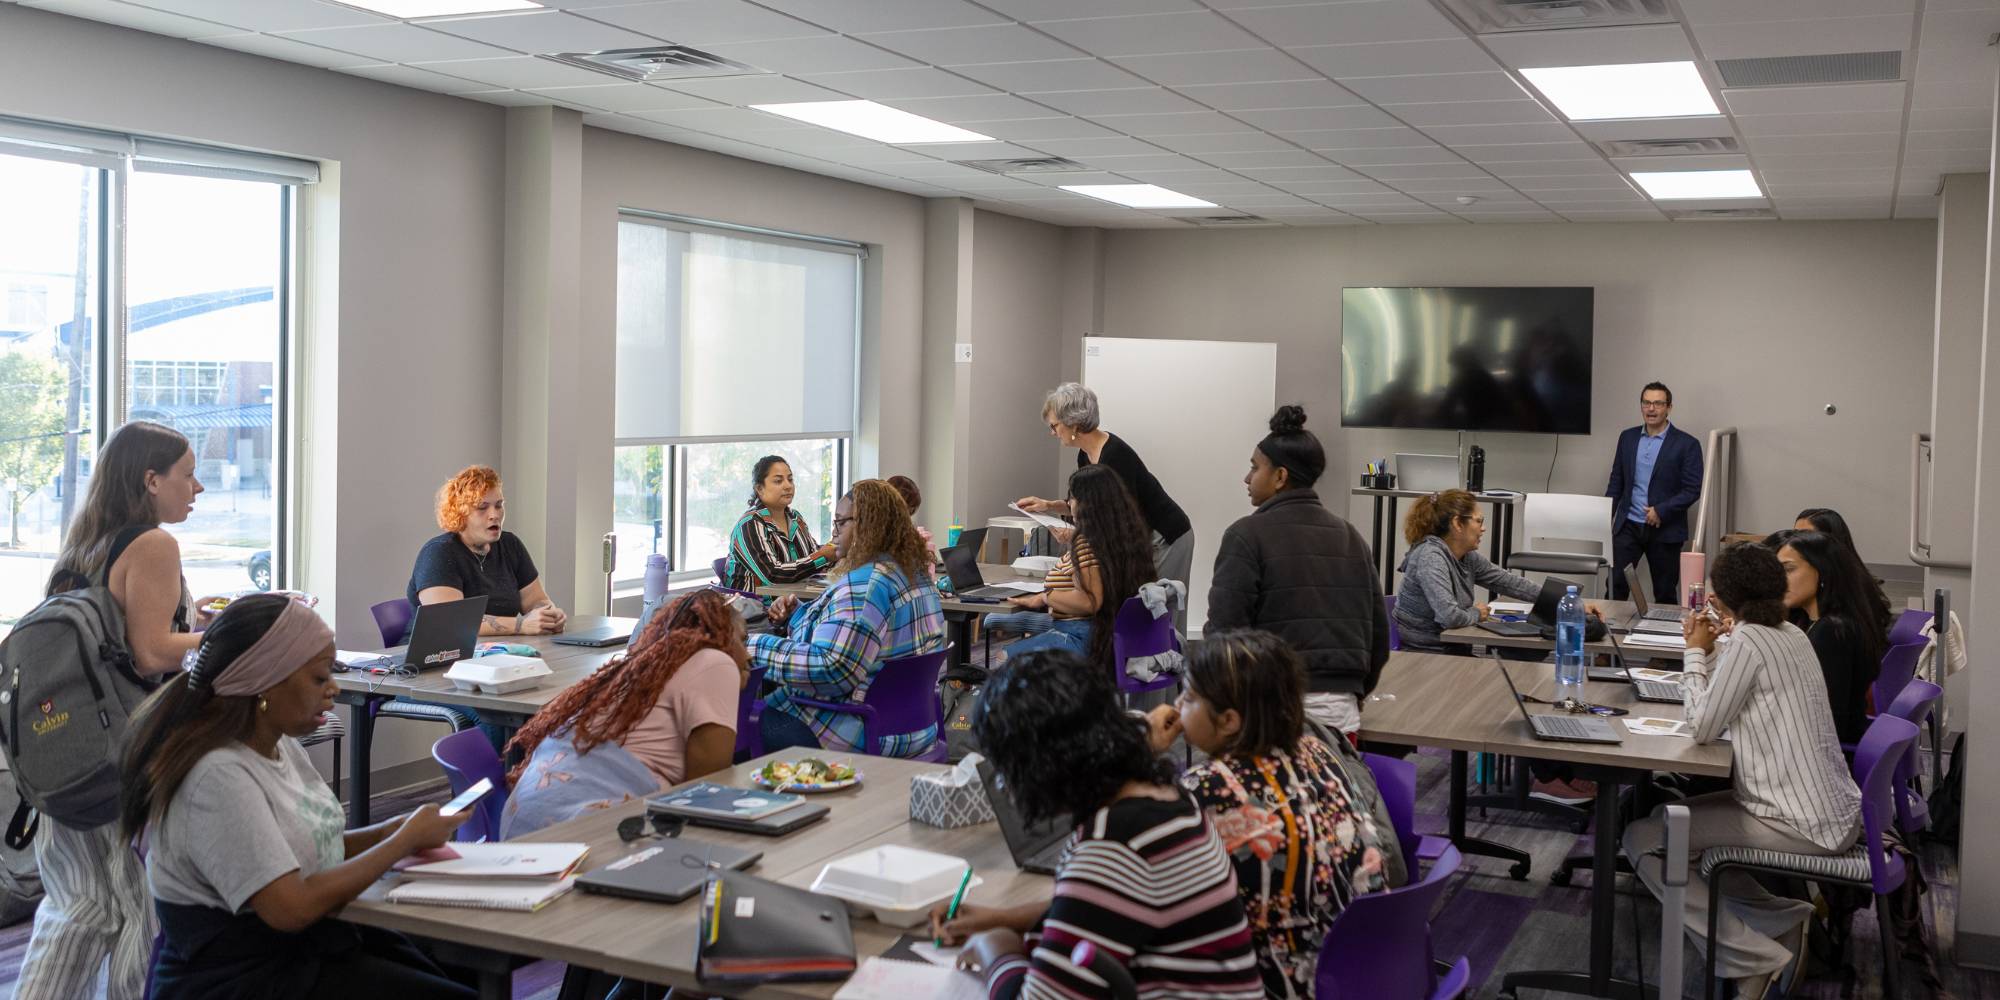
[613,215,862,585]
[0,120,310,635]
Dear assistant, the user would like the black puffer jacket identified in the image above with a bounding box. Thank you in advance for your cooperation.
[1205,489,1390,696]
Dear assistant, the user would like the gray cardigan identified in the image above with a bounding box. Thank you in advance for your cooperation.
[1393,535,1542,650]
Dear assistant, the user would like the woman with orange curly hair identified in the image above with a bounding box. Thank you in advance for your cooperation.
[750,480,946,757]
[500,590,748,838]
[406,465,567,638]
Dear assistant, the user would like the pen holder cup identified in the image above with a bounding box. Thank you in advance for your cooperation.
[1362,473,1397,490]
[910,772,996,829]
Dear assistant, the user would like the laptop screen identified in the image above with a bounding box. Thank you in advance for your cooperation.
[976,759,1068,859]
[940,543,985,591]
[1490,657,1539,728]
[1528,576,1582,625]
[406,594,486,669]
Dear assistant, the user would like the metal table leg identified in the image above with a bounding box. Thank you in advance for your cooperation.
[1384,496,1400,595]
[341,693,379,829]
[1499,768,1653,999]
[1449,750,1532,880]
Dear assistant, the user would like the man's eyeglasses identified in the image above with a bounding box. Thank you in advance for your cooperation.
[617,812,685,843]
[1640,401,1669,410]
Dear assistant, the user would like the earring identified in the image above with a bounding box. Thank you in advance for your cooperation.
[258,697,269,713]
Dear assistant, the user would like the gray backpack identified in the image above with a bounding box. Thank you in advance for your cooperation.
[0,527,165,836]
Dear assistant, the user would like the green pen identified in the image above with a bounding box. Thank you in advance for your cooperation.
[937,864,975,947]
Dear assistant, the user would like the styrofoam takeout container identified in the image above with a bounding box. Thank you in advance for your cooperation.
[809,846,979,927]
[441,653,551,695]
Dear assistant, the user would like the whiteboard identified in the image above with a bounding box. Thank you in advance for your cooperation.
[1082,337,1278,631]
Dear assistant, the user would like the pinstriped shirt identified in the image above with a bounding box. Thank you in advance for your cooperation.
[1683,622,1862,851]
[725,507,824,589]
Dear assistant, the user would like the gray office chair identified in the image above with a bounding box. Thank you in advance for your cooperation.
[1506,493,1613,596]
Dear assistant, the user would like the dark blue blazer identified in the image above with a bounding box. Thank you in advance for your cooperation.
[1604,425,1704,544]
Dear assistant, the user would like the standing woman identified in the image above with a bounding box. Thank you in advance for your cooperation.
[122,595,473,999]
[408,465,567,637]
[23,420,203,1000]
[1017,383,1195,588]
[997,465,1156,671]
[1393,488,1543,653]
[1207,405,1389,737]
[725,456,835,591]
[1771,529,1893,745]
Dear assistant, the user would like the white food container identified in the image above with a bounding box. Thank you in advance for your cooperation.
[809,846,979,927]
[441,653,551,694]
[1010,556,1059,578]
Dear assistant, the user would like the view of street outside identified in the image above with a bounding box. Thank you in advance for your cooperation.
[612,437,842,583]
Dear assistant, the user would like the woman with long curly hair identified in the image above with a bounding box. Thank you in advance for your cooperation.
[750,479,946,757]
[500,590,749,838]
[998,464,1157,670]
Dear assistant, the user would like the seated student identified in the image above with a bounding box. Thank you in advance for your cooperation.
[121,595,472,1000]
[1767,529,1892,745]
[932,649,1262,1000]
[1793,507,1860,554]
[501,590,747,838]
[1393,488,1544,653]
[408,465,567,637]
[992,464,1157,670]
[1207,405,1389,738]
[750,479,946,756]
[725,455,835,591]
[1146,629,1391,998]
[1623,544,1860,1000]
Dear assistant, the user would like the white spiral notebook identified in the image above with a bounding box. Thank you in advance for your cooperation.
[386,876,576,912]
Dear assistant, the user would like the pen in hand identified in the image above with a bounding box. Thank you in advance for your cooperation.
[936,865,974,947]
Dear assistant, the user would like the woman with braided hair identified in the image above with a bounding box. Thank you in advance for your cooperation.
[501,589,749,838]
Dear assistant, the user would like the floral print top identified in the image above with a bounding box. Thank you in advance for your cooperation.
[1179,735,1389,999]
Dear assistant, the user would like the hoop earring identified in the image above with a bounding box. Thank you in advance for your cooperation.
[258,697,269,713]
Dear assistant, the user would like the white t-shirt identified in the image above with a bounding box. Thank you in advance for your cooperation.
[147,739,345,913]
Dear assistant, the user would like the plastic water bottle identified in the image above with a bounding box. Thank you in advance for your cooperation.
[1555,585,1587,706]
[643,553,671,604]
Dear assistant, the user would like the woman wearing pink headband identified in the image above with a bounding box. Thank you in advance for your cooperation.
[119,594,474,1000]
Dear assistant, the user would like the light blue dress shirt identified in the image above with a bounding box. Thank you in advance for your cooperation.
[1628,423,1669,523]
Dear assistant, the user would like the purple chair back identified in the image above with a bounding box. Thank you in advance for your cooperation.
[1363,752,1420,879]
[1882,679,1942,833]
[432,728,510,842]
[1887,609,1932,647]
[1315,844,1467,1000]
[735,666,767,762]
[370,598,415,647]
[788,645,953,762]
[1852,715,1919,896]
[1873,640,1924,721]
[1111,597,1179,697]
[713,557,729,583]
[1069,941,1138,1000]
[1385,595,1401,652]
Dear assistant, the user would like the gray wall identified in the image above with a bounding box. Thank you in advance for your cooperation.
[1092,222,1939,569]
[968,209,1067,528]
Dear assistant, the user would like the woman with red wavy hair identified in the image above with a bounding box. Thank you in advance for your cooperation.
[500,590,749,838]
[406,465,567,638]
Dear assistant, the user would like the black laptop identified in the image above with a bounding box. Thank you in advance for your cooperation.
[374,595,486,671]
[552,618,635,648]
[977,759,1070,875]
[576,841,762,903]
[1477,576,1574,638]
[1491,658,1622,744]
[941,529,1042,601]
[645,785,831,836]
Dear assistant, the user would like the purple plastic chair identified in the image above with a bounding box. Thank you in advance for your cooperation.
[1872,640,1924,722]
[363,599,478,738]
[432,728,511,842]
[1886,608,1932,648]
[735,665,767,762]
[1385,595,1402,652]
[1364,751,1447,881]
[370,598,415,647]
[1882,679,1943,834]
[1070,941,1138,1000]
[1111,597,1179,707]
[1698,714,1919,1000]
[787,645,953,762]
[1314,843,1473,1000]
[713,557,729,584]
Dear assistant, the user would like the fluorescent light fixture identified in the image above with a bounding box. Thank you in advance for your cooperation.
[333,0,542,15]
[1060,184,1217,209]
[1629,169,1762,200]
[1520,61,1719,121]
[750,100,993,144]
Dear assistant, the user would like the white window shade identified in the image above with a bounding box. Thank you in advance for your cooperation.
[615,219,859,443]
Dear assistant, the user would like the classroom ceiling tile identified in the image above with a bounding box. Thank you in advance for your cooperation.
[274,22,514,64]
[857,24,1082,66]
[528,83,722,113]
[1912,78,1996,110]
[424,11,664,54]
[199,31,376,68]
[1357,161,1497,181]
[1294,126,1439,149]
[1456,142,1600,163]
[1903,128,1991,149]
[1291,39,1500,79]
[1340,72,1526,106]
[1224,1,1464,47]
[1198,149,1333,169]
[1025,136,1176,158]
[1722,82,1907,116]
[1691,15,1915,61]
[1734,111,1906,136]
[1910,107,1992,131]
[968,116,1122,141]
[750,0,1008,34]
[1678,0,1915,25]
[342,62,489,94]
[1033,11,1267,58]
[701,35,921,75]
[1145,131,1298,154]
[1089,110,1259,136]
[1111,49,1318,87]
[951,59,1153,94]
[1172,79,1367,112]
[659,75,846,106]
[1382,100,1556,128]
[26,0,236,38]
[125,0,384,32]
[800,67,998,100]
[1030,87,1208,117]
[1233,105,1402,133]
[1482,24,1694,69]
[1085,151,1221,171]
[414,55,643,90]
[581,0,830,44]
[1422,122,1579,144]
[1745,132,1902,154]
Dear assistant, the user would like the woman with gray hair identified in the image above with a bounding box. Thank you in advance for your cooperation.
[1018,382,1194,587]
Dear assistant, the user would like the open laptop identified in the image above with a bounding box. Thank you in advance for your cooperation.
[576,841,762,903]
[1396,453,1461,493]
[941,529,1043,601]
[977,759,1070,876]
[377,595,487,671]
[1626,567,1688,633]
[1477,576,1576,638]
[1491,657,1623,744]
[1604,630,1686,704]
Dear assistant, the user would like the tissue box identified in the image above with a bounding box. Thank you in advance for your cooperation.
[909,757,995,829]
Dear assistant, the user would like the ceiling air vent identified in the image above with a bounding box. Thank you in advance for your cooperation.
[1175,214,1277,227]
[957,157,1091,176]
[1596,136,1741,157]
[541,46,764,83]
[1434,0,1674,33]
[1667,207,1776,221]
[1715,51,1901,88]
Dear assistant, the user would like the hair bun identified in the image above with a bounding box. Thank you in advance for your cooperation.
[1269,404,1307,434]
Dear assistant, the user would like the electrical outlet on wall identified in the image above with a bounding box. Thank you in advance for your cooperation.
[956,343,973,364]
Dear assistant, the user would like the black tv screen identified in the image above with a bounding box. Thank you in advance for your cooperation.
[1341,286,1594,434]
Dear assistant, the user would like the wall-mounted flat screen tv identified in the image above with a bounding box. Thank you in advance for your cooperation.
[1340,286,1593,434]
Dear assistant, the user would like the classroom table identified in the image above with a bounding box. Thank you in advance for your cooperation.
[334,616,636,827]
[1352,487,1519,595]
[758,563,1039,667]
[1439,599,1692,663]
[337,752,1048,999]
[1359,650,1730,1000]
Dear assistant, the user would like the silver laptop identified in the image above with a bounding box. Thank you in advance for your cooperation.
[1605,630,1685,704]
[1396,453,1461,493]
[977,759,1070,876]
[1626,567,1687,631]
[1491,658,1622,744]
[942,529,1039,600]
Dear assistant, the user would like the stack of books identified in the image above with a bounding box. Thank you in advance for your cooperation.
[385,841,589,913]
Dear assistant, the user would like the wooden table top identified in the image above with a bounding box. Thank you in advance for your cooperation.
[1359,650,1732,778]
[332,615,636,717]
[758,563,1037,616]
[339,752,1046,997]
[1439,599,1691,662]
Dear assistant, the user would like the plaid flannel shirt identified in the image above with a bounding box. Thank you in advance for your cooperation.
[751,560,946,757]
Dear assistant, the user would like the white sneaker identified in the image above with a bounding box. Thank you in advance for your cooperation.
[1733,970,1776,1000]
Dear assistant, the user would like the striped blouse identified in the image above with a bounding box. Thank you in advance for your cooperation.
[1683,622,1862,851]
[982,793,1263,1000]
[725,507,824,589]
[1042,536,1100,621]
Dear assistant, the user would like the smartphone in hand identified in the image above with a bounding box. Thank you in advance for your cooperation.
[439,777,494,818]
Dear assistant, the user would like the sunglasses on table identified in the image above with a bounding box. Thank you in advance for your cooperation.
[616,812,685,843]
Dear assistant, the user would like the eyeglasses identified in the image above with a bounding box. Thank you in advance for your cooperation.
[617,812,685,843]
[1640,401,1669,409]
[832,516,854,531]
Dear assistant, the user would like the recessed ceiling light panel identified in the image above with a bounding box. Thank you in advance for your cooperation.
[1060,184,1217,209]
[1629,169,1762,200]
[331,0,543,16]
[751,100,993,144]
[1520,61,1719,121]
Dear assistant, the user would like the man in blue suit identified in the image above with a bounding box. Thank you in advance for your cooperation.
[1605,382,1704,602]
